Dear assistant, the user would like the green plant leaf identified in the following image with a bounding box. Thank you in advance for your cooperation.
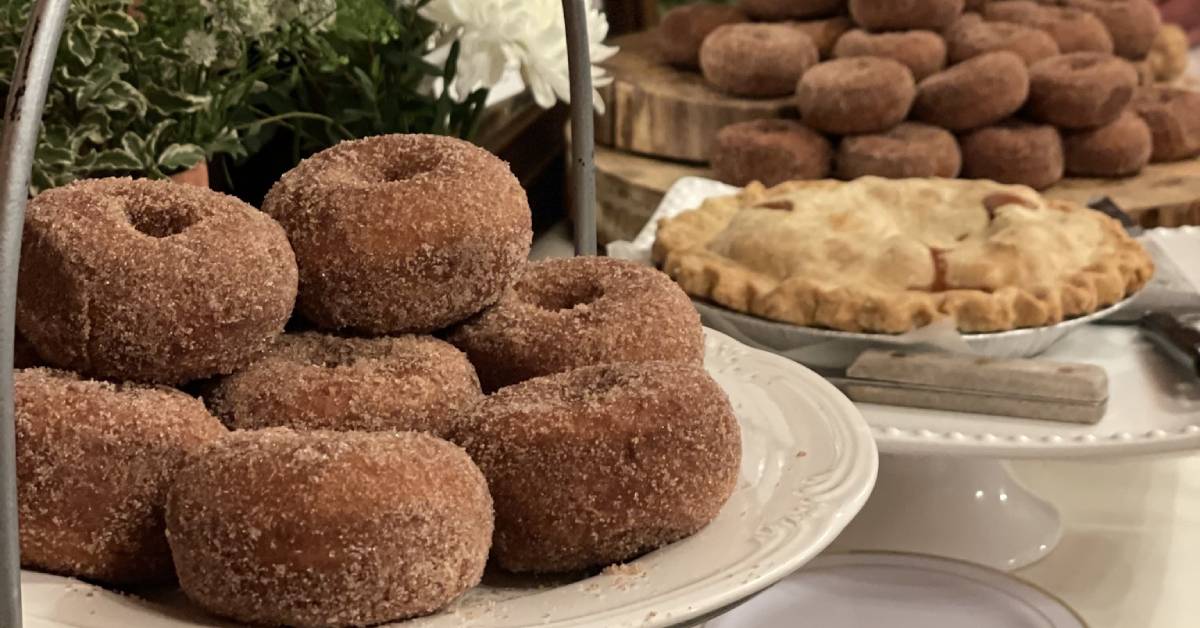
[94,11,139,37]
[144,86,211,114]
[92,148,144,172]
[157,143,206,172]
[65,28,95,66]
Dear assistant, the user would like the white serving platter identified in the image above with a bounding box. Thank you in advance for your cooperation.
[20,329,878,628]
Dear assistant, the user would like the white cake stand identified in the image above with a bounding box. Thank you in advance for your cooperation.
[611,179,1200,572]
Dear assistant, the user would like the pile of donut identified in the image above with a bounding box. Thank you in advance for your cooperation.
[12,134,741,627]
[660,0,1200,189]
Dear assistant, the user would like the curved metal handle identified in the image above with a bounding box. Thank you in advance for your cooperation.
[563,0,597,256]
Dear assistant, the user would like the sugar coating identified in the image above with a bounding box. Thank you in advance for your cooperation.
[658,3,747,68]
[1131,86,1200,162]
[797,57,916,135]
[1063,110,1153,176]
[452,362,742,573]
[849,0,965,31]
[699,23,820,98]
[209,332,482,436]
[1065,0,1161,59]
[837,122,962,179]
[1026,52,1138,129]
[961,121,1065,190]
[165,428,493,628]
[912,51,1030,131]
[712,119,833,187]
[15,368,227,585]
[944,13,1060,65]
[18,177,298,384]
[261,134,532,334]
[448,257,704,392]
[832,29,948,81]
[983,2,1115,54]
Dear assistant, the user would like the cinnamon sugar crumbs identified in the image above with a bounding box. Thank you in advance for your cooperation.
[448,257,705,391]
[260,134,532,334]
[208,332,482,436]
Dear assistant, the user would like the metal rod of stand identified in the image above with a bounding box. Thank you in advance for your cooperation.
[563,0,597,256]
[0,1,72,626]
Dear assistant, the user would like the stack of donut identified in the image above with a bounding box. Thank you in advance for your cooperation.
[660,0,1199,189]
[13,134,740,627]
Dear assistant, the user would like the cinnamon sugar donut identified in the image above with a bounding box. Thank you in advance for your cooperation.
[837,122,962,179]
[452,362,740,573]
[848,0,965,31]
[944,13,1060,65]
[983,2,1115,53]
[832,29,948,80]
[1063,110,1153,176]
[790,17,855,58]
[209,333,481,435]
[797,57,916,134]
[17,369,226,585]
[448,257,704,392]
[1026,52,1138,128]
[912,51,1029,131]
[961,121,1065,189]
[1132,86,1200,162]
[700,23,820,97]
[712,119,834,186]
[262,134,531,334]
[658,3,747,68]
[1065,0,1161,59]
[741,0,845,20]
[166,428,492,627]
[19,178,297,384]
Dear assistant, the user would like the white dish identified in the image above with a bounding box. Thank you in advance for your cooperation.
[704,553,1086,628]
[865,322,1200,458]
[19,329,878,628]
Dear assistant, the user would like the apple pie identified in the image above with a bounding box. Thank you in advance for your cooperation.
[652,177,1154,333]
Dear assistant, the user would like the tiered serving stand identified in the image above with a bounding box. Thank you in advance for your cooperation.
[0,3,881,627]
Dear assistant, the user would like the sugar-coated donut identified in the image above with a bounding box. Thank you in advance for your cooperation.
[961,121,1065,189]
[209,333,481,435]
[659,3,747,68]
[166,428,492,627]
[1063,110,1153,176]
[1026,52,1138,128]
[912,51,1029,131]
[983,2,1114,53]
[17,369,226,585]
[700,23,820,97]
[1064,0,1161,59]
[449,257,704,392]
[741,0,846,20]
[1132,86,1200,162]
[849,0,965,31]
[837,122,962,179]
[18,178,296,385]
[832,28,948,80]
[797,57,916,134]
[452,361,740,573]
[712,119,834,186]
[944,13,1060,65]
[790,17,855,58]
[262,134,531,334]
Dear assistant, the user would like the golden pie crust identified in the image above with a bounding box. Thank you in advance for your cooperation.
[652,177,1154,333]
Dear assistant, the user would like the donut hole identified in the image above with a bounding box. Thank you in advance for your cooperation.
[376,155,443,183]
[124,204,203,238]
[524,282,605,311]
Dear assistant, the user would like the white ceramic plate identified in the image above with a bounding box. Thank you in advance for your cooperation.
[704,553,1086,628]
[19,329,878,628]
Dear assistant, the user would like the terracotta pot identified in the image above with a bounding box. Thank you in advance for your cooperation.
[169,161,209,188]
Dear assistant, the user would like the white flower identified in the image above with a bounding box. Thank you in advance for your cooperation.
[422,0,618,113]
[183,31,219,68]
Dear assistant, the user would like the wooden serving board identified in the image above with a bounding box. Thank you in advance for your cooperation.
[590,143,1200,245]
[596,30,795,164]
